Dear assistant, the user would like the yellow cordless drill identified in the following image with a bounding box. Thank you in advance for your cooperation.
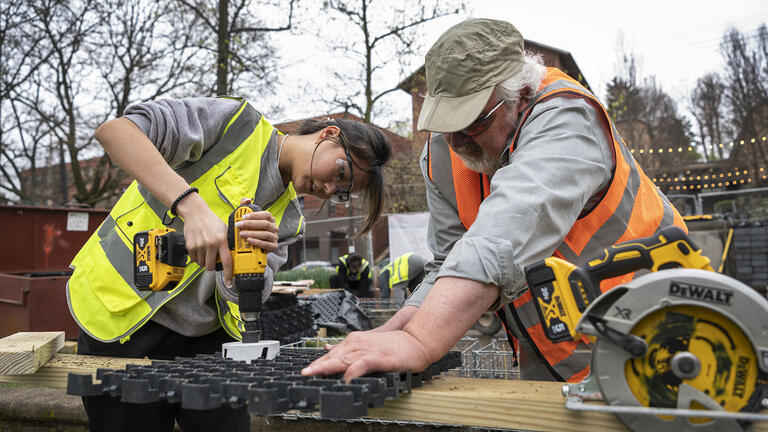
[226,204,267,343]
[524,226,713,343]
[133,204,267,344]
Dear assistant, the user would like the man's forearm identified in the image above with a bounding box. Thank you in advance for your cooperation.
[373,306,419,332]
[403,277,497,364]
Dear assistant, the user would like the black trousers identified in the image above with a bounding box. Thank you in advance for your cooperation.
[77,321,249,432]
[329,274,373,298]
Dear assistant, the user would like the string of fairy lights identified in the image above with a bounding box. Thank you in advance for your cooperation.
[630,136,767,155]
[628,136,768,191]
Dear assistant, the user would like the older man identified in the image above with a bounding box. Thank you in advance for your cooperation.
[303,18,686,382]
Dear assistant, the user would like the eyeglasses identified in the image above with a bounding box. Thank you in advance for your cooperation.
[460,99,505,136]
[330,140,355,203]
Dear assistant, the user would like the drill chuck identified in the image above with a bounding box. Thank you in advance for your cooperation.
[237,273,264,343]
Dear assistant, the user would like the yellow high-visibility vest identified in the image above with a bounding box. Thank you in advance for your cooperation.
[382,252,412,290]
[337,254,370,280]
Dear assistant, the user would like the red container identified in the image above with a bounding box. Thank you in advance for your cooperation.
[0,204,109,274]
[0,205,109,339]
[0,273,79,339]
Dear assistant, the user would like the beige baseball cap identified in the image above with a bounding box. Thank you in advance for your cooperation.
[417,19,525,133]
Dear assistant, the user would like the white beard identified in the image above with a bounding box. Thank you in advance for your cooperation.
[454,145,501,175]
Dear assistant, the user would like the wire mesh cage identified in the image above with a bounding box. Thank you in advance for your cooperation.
[281,337,346,349]
[356,298,402,327]
[444,337,519,380]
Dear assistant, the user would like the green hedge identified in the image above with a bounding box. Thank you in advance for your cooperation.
[275,267,335,288]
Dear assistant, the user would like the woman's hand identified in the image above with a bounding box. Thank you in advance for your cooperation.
[236,198,280,253]
[176,193,232,281]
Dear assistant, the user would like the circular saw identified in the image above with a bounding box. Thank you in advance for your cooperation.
[524,226,768,431]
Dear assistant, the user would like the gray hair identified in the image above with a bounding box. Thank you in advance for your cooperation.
[495,52,546,110]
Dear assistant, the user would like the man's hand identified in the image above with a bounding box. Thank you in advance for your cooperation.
[301,330,432,382]
[304,277,497,383]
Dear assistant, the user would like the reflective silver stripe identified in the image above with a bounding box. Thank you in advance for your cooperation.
[98,225,148,300]
[396,255,407,283]
[429,134,458,210]
[552,344,591,379]
[566,144,643,263]
[138,184,185,231]
[177,102,261,182]
[254,130,282,205]
[97,215,117,239]
[277,200,304,241]
[515,293,589,377]
[556,241,578,263]
[656,187,676,230]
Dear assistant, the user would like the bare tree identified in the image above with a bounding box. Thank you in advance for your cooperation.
[24,0,109,206]
[689,73,729,162]
[175,0,296,96]
[605,51,697,173]
[0,0,217,206]
[720,25,768,184]
[321,0,464,123]
[89,0,209,117]
[0,0,52,203]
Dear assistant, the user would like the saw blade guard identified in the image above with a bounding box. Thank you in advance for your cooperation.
[574,269,768,430]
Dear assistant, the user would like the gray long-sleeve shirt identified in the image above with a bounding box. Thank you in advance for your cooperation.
[123,97,302,337]
[405,95,614,309]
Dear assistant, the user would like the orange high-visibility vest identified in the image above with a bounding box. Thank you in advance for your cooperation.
[427,68,686,382]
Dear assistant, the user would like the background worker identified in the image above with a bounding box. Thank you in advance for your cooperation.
[303,18,686,383]
[330,253,373,297]
[378,252,426,307]
[67,96,390,431]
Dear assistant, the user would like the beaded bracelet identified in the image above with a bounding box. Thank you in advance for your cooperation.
[169,187,199,217]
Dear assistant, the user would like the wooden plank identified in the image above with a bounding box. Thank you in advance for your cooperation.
[0,353,155,389]
[0,331,64,375]
[4,351,767,432]
[369,377,768,432]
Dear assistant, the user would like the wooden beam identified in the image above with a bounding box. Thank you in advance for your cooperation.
[0,331,64,375]
[370,377,768,432]
[0,353,154,389]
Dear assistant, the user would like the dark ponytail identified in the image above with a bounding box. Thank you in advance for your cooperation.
[296,118,391,235]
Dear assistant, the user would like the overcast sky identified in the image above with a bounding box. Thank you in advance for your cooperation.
[269,0,767,130]
[471,0,768,103]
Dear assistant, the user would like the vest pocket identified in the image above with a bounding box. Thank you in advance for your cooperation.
[89,228,149,313]
[212,166,250,210]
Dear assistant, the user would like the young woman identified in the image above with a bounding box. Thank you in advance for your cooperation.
[66,97,390,432]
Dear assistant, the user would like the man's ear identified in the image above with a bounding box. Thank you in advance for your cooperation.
[517,88,533,114]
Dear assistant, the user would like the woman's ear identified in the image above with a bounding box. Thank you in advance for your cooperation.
[320,125,341,139]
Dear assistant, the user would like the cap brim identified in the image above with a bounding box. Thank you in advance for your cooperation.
[417,86,495,133]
